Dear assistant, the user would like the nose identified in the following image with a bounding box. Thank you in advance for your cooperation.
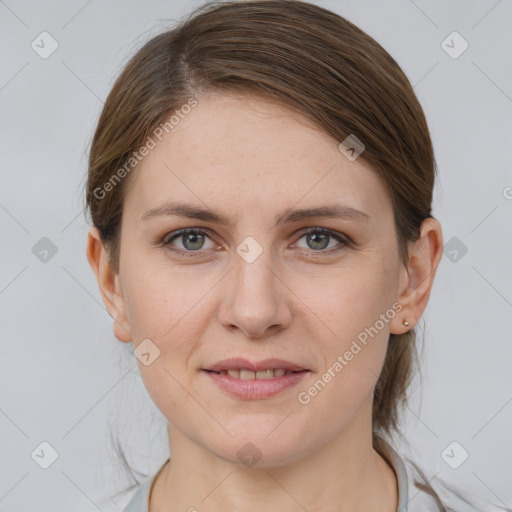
[218,245,293,339]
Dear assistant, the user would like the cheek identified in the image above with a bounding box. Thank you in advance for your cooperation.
[295,257,396,395]
[119,268,203,408]
[297,260,395,342]
[124,266,209,414]
[122,256,213,338]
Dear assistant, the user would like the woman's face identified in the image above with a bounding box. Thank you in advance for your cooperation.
[109,92,411,466]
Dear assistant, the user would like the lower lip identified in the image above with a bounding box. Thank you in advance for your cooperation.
[202,370,310,399]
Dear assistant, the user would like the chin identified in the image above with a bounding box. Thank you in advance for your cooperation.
[205,431,311,469]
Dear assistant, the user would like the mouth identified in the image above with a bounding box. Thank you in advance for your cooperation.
[201,358,311,399]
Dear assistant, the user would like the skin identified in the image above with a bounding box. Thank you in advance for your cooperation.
[87,92,443,511]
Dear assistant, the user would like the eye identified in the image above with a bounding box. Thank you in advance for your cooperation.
[293,227,350,253]
[162,229,218,256]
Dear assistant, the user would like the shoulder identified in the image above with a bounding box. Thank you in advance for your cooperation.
[121,475,155,512]
[402,455,510,512]
[122,458,169,512]
[377,438,510,512]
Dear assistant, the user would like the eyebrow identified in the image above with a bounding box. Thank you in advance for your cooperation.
[140,201,370,226]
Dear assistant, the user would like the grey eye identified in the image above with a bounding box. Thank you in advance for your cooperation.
[304,232,331,250]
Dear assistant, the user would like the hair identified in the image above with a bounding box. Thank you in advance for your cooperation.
[84,0,437,497]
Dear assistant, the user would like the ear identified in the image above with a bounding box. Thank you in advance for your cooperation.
[86,227,132,343]
[390,218,443,335]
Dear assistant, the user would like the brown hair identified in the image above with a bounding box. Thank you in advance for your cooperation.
[85,0,435,486]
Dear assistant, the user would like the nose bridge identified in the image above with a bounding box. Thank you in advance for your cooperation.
[233,234,277,303]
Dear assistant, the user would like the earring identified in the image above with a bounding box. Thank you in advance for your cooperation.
[402,320,410,327]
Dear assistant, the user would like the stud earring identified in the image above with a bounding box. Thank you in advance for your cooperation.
[402,320,410,327]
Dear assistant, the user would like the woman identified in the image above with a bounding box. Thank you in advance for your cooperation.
[84,1,506,510]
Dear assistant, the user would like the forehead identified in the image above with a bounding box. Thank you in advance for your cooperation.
[124,92,391,223]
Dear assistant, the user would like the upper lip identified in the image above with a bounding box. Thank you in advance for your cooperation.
[204,358,309,372]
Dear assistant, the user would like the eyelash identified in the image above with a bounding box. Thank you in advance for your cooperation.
[160,227,352,258]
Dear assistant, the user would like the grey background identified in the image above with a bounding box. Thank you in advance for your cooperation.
[0,0,511,510]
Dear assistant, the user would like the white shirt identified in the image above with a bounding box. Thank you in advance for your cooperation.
[122,440,509,511]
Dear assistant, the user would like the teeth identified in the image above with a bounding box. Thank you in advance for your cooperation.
[240,369,255,380]
[256,370,274,380]
[217,368,296,379]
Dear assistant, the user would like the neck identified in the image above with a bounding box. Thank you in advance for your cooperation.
[149,407,398,512]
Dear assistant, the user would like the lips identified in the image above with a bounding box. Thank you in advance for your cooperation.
[203,361,310,399]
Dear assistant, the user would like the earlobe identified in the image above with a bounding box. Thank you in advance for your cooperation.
[390,218,443,335]
[86,227,133,343]
[390,264,414,335]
